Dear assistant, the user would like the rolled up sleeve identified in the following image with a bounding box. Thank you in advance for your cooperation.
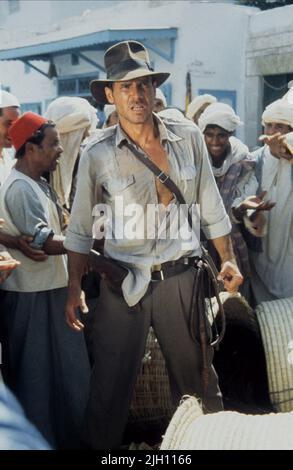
[64,146,101,254]
[5,180,54,248]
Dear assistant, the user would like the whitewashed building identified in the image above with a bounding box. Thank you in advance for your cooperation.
[0,0,293,147]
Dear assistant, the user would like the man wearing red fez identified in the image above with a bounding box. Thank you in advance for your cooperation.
[0,94,47,264]
[0,112,90,449]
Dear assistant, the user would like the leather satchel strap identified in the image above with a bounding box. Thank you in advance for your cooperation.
[124,141,193,228]
[124,140,225,349]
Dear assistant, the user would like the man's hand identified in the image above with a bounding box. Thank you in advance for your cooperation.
[218,260,243,293]
[0,250,21,283]
[259,133,293,163]
[0,219,48,261]
[244,210,267,237]
[65,283,87,331]
[233,191,275,220]
[16,235,48,261]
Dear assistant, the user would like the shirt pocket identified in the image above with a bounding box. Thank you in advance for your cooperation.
[102,174,136,206]
[103,174,135,193]
[179,165,197,204]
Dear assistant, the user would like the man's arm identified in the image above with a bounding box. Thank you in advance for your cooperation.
[0,232,48,261]
[64,145,100,330]
[65,250,89,331]
[43,234,66,255]
[211,234,243,292]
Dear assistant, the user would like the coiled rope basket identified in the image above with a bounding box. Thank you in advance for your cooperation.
[161,396,293,450]
[128,296,293,430]
[255,297,293,412]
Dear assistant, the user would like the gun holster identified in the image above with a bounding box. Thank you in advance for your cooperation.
[88,249,128,294]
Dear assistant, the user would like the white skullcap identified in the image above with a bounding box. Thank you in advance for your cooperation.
[186,94,217,120]
[158,107,188,122]
[45,96,98,133]
[198,102,242,133]
[0,90,20,109]
[155,88,167,108]
[282,82,293,106]
[262,99,293,128]
[104,104,116,121]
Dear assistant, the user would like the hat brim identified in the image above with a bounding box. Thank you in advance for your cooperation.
[90,70,170,105]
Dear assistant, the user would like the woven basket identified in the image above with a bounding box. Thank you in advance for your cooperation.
[128,327,175,428]
[161,396,293,450]
[255,297,293,412]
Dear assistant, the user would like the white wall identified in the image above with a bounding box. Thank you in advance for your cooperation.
[2,0,52,31]
[245,4,293,148]
[1,0,118,31]
[0,0,258,144]
[0,59,56,113]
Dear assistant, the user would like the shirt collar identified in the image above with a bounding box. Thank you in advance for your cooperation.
[115,112,182,148]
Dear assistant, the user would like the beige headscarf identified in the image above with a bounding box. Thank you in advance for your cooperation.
[282,81,293,105]
[155,88,167,108]
[261,99,293,127]
[186,94,217,120]
[45,96,98,208]
[198,102,242,133]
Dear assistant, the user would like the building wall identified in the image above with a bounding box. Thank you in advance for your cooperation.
[245,4,293,148]
[0,0,257,142]
[55,2,255,142]
[1,0,116,30]
[1,0,52,30]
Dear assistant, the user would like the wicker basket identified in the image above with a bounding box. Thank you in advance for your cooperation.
[128,327,175,429]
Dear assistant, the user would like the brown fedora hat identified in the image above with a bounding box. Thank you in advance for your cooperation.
[90,40,170,105]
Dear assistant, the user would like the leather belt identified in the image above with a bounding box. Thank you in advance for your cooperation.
[151,256,198,281]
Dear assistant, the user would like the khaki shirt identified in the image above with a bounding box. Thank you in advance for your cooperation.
[65,114,231,305]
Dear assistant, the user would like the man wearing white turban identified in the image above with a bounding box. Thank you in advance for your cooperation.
[153,88,167,113]
[199,103,273,300]
[186,94,217,125]
[0,90,20,185]
[103,104,118,128]
[45,96,98,210]
[250,97,293,303]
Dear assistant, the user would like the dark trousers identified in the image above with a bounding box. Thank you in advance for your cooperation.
[84,266,223,449]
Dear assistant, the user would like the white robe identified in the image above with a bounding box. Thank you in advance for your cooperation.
[253,146,293,300]
[0,149,15,186]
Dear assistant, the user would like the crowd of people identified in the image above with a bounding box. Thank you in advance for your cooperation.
[0,39,292,449]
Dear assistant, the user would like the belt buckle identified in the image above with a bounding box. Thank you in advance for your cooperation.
[151,264,165,281]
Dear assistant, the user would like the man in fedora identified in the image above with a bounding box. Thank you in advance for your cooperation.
[64,40,243,449]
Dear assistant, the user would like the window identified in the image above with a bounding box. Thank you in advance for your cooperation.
[58,78,77,95]
[21,102,42,115]
[57,74,98,97]
[199,89,237,112]
[8,0,20,14]
[263,74,293,109]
